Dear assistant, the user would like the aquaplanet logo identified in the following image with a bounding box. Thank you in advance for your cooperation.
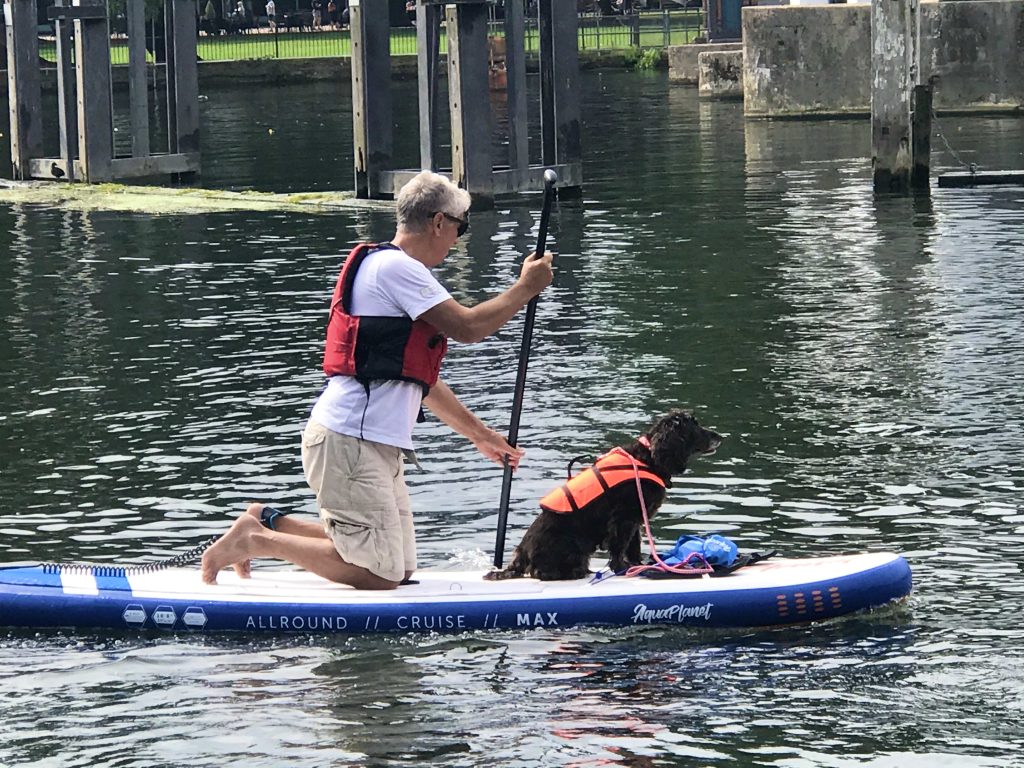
[632,601,714,624]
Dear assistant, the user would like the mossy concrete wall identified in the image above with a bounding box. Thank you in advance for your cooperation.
[926,0,1024,112]
[668,42,743,84]
[743,0,1024,117]
[698,50,743,100]
[743,5,870,117]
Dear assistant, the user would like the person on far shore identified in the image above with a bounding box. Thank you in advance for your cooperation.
[201,171,554,590]
[202,0,218,35]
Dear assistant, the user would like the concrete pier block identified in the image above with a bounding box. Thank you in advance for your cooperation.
[698,50,744,100]
[743,1,1024,118]
[743,5,871,118]
[923,0,1024,112]
[668,42,742,84]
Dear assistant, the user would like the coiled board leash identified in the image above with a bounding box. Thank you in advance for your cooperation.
[40,535,221,578]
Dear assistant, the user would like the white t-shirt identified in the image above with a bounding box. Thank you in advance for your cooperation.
[309,246,452,450]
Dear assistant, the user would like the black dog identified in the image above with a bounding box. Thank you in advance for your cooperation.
[486,411,722,581]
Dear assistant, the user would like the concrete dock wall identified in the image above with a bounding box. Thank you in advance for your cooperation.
[698,50,744,100]
[924,1,1024,112]
[668,43,743,84]
[742,0,1024,118]
[742,5,870,117]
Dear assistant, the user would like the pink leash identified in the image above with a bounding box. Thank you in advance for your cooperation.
[614,441,713,578]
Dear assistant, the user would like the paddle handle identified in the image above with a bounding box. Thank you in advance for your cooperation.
[493,169,558,569]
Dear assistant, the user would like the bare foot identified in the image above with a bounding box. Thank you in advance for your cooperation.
[201,513,264,584]
[229,503,267,578]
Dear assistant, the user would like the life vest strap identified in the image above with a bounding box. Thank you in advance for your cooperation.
[557,482,581,514]
[540,449,665,514]
[589,465,613,493]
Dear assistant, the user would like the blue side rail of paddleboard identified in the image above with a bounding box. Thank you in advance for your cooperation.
[0,556,913,634]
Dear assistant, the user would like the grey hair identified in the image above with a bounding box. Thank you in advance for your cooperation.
[395,171,471,232]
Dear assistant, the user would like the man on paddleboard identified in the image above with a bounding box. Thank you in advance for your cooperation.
[202,171,554,588]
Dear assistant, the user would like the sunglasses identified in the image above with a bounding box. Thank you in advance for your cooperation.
[439,212,469,237]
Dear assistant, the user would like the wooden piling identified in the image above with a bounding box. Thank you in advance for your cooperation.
[871,0,925,193]
[367,0,582,202]
[4,0,43,180]
[55,2,78,181]
[504,0,529,176]
[539,0,582,175]
[127,0,151,158]
[538,1,556,167]
[75,0,114,182]
[416,1,443,171]
[447,2,493,205]
[911,84,932,190]
[169,0,200,161]
[7,0,198,183]
[351,0,393,198]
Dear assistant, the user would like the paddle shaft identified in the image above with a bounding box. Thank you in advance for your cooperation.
[493,170,558,569]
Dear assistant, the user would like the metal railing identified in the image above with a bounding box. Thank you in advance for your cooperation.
[578,9,703,50]
[33,8,703,66]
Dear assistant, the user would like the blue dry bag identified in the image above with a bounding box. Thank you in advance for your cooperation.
[660,534,739,568]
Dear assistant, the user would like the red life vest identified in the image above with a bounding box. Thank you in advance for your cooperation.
[540,448,666,514]
[322,243,448,394]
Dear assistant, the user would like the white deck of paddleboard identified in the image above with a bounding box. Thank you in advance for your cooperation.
[83,553,903,605]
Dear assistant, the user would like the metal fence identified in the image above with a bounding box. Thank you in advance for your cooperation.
[578,9,703,50]
[34,8,704,65]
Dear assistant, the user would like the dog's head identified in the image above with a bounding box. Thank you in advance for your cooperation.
[641,410,722,477]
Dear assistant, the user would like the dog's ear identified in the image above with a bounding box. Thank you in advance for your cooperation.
[646,411,703,474]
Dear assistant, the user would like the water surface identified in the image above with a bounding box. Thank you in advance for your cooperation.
[1,73,1023,766]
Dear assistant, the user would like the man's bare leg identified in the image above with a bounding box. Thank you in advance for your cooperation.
[228,502,327,578]
[200,507,401,590]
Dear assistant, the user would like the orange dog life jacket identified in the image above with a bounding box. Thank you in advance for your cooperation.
[539,448,666,514]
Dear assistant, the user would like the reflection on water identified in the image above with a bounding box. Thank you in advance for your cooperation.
[3,612,1019,766]
[1,73,1023,766]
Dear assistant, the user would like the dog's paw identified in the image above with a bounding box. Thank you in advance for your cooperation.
[607,560,637,573]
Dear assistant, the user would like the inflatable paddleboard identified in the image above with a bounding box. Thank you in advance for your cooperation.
[0,552,911,635]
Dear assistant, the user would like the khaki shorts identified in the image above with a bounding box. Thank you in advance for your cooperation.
[301,421,415,583]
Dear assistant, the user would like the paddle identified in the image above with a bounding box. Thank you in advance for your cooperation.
[493,168,559,569]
